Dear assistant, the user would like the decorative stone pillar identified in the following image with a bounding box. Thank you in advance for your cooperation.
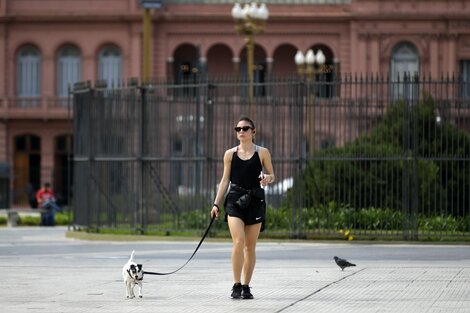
[357,33,368,74]
[232,57,240,78]
[369,34,380,74]
[350,22,360,74]
[83,55,95,82]
[265,57,273,78]
[41,56,54,113]
[130,23,142,80]
[199,56,207,77]
[0,25,5,96]
[448,34,457,75]
[430,35,439,79]
[41,132,54,187]
[0,122,6,162]
[166,57,174,81]
[42,56,54,97]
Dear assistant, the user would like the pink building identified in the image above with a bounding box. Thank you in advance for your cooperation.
[1,0,469,206]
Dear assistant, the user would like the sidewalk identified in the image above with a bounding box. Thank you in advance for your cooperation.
[0,227,469,313]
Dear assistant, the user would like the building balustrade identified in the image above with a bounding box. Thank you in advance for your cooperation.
[0,96,73,119]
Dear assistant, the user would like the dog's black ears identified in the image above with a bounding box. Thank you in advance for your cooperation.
[137,264,143,270]
[130,264,136,270]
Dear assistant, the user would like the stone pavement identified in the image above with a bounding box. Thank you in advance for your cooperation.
[0,227,469,313]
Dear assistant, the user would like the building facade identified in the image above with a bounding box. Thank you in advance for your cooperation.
[1,0,470,206]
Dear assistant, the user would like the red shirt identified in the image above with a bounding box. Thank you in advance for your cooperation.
[36,188,55,205]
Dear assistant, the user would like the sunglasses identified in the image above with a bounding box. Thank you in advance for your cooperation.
[234,126,253,132]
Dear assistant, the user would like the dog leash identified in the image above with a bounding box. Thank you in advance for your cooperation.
[143,216,215,276]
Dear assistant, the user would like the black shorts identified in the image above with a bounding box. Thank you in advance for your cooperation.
[224,190,266,227]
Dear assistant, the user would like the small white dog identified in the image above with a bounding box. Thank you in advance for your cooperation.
[122,250,143,298]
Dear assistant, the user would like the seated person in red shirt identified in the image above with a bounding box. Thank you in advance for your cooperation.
[36,182,62,226]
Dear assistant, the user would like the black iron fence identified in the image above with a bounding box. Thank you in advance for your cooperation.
[72,74,470,239]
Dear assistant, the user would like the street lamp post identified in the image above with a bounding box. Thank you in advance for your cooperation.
[231,2,269,115]
[295,49,326,157]
[139,0,162,83]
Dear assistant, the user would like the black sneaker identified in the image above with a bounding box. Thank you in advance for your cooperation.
[242,285,253,299]
[231,283,242,299]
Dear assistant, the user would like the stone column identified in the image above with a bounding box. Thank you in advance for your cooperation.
[358,34,367,75]
[369,34,380,74]
[129,22,142,81]
[349,22,359,74]
[41,131,54,187]
[265,57,273,78]
[166,57,174,81]
[447,34,457,76]
[0,24,5,96]
[0,122,6,162]
[232,57,240,78]
[199,56,207,77]
[82,54,95,82]
[42,56,54,97]
[430,35,439,79]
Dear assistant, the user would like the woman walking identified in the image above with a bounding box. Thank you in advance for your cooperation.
[210,116,275,299]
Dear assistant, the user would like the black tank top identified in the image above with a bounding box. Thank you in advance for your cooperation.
[230,145,263,189]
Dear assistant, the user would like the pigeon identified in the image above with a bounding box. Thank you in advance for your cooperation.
[334,256,356,271]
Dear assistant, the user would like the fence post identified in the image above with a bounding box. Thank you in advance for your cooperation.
[402,73,411,240]
[293,78,306,239]
[139,85,147,234]
[410,73,420,240]
[402,73,419,240]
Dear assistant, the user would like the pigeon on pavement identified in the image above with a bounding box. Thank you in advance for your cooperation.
[334,256,356,271]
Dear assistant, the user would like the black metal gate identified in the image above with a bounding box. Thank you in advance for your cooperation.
[72,74,470,239]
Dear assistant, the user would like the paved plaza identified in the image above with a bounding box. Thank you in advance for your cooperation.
[0,227,469,313]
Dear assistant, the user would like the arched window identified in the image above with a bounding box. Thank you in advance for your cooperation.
[98,45,122,88]
[57,45,82,98]
[16,45,41,99]
[461,60,470,99]
[390,42,420,99]
[173,44,199,97]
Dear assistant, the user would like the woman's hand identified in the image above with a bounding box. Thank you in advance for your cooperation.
[210,205,220,218]
[260,174,274,187]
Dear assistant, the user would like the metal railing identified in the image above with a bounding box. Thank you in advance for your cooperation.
[72,74,470,239]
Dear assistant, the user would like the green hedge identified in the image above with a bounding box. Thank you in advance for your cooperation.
[0,212,73,226]
[264,203,469,233]
[172,204,469,234]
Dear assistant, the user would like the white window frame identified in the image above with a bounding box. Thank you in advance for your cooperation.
[461,60,470,99]
[57,45,82,98]
[98,45,122,88]
[16,45,41,98]
[390,42,420,100]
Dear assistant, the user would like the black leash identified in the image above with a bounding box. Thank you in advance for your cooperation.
[143,216,215,276]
